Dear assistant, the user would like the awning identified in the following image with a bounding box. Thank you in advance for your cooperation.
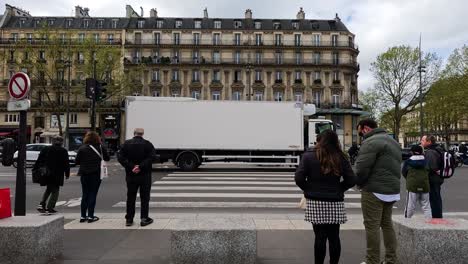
[317,108,371,116]
[40,131,60,137]
[0,132,11,136]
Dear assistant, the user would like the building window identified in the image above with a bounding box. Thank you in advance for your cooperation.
[107,34,114,44]
[255,70,262,81]
[234,21,242,28]
[213,51,220,64]
[67,19,73,28]
[78,33,85,43]
[152,70,160,81]
[11,33,18,42]
[294,34,301,46]
[255,21,262,29]
[83,19,89,28]
[274,91,283,102]
[254,91,263,101]
[333,52,339,65]
[48,19,54,26]
[94,33,99,43]
[26,33,33,43]
[156,20,163,28]
[137,20,145,29]
[34,116,45,128]
[77,52,84,63]
[39,50,46,60]
[333,71,340,81]
[152,90,161,97]
[232,91,241,101]
[295,71,301,82]
[314,71,321,81]
[172,50,179,63]
[214,20,221,29]
[295,52,302,65]
[9,50,14,61]
[193,50,200,63]
[313,34,321,46]
[172,70,179,81]
[234,51,241,64]
[212,91,221,100]
[24,51,29,61]
[173,33,180,45]
[213,33,221,45]
[234,70,242,82]
[175,20,182,28]
[193,33,200,45]
[255,51,262,64]
[194,20,202,29]
[331,35,339,47]
[97,19,103,29]
[275,71,282,82]
[275,34,282,46]
[192,70,200,81]
[70,113,78,125]
[255,34,262,46]
[275,51,282,65]
[171,89,180,97]
[112,19,118,28]
[313,52,321,64]
[152,33,160,45]
[332,94,341,108]
[313,91,321,107]
[292,21,299,29]
[4,114,19,123]
[295,92,303,102]
[213,70,220,82]
[234,33,241,45]
[273,22,281,29]
[191,90,200,99]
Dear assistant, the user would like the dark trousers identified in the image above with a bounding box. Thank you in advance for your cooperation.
[429,181,443,218]
[41,184,60,209]
[80,175,102,218]
[312,224,341,264]
[126,176,151,220]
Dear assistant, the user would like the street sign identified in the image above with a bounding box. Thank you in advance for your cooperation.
[7,99,30,111]
[8,72,31,100]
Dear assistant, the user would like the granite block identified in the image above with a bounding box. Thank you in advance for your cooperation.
[0,215,64,264]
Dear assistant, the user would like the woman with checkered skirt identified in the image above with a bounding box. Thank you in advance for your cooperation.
[295,130,356,264]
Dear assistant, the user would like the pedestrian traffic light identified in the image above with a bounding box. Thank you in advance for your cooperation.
[85,78,96,99]
[95,81,108,102]
[1,138,16,167]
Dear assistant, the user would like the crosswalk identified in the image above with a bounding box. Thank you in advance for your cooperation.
[113,170,363,209]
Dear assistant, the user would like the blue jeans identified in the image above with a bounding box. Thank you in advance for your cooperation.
[80,175,101,218]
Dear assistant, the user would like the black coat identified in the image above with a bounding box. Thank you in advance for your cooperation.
[75,144,110,176]
[33,145,70,186]
[295,148,356,201]
[118,136,156,181]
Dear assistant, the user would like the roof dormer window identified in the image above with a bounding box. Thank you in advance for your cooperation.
[156,20,164,29]
[83,19,89,28]
[234,20,242,29]
[254,21,261,29]
[97,19,104,29]
[273,22,281,30]
[19,18,26,28]
[292,21,299,29]
[175,20,182,28]
[66,19,73,28]
[137,20,145,29]
[214,20,221,29]
[48,19,54,26]
[112,19,118,29]
[194,20,202,29]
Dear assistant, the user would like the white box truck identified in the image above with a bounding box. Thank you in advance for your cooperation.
[124,96,333,170]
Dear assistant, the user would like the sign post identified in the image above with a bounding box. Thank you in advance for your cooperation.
[8,72,31,216]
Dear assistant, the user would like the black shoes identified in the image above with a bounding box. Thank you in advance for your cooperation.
[126,220,134,226]
[140,218,154,227]
[80,217,87,223]
[88,216,100,223]
[45,208,58,214]
[37,202,46,213]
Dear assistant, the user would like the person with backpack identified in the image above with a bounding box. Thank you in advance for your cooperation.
[420,135,447,218]
[402,145,431,218]
[295,130,356,264]
[75,131,110,223]
[34,136,70,214]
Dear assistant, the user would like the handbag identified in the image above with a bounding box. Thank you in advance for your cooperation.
[89,145,108,180]
[0,188,12,219]
[298,196,307,209]
[32,166,50,184]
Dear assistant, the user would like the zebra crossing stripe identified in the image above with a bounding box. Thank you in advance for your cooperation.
[145,193,361,199]
[112,201,363,209]
[154,181,296,185]
[163,177,293,181]
[151,186,300,191]
[168,173,294,177]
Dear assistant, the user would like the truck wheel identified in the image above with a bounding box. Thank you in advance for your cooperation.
[177,153,199,171]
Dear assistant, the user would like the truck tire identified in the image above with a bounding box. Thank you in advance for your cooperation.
[177,152,200,171]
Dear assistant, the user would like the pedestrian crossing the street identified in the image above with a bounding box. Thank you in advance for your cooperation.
[113,170,363,209]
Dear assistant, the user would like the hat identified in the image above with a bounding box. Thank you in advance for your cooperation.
[411,145,423,155]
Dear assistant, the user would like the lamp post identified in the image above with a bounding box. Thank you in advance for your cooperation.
[246,64,252,100]
[418,34,426,138]
[64,59,71,149]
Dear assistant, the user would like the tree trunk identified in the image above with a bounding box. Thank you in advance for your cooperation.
[55,113,63,136]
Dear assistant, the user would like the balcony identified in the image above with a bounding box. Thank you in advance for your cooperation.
[294,79,303,84]
[0,38,122,46]
[274,79,283,84]
[313,79,322,85]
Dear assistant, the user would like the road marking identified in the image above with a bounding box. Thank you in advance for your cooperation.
[151,186,301,191]
[113,201,363,209]
[168,173,294,177]
[154,181,296,185]
[145,193,361,199]
[162,177,293,180]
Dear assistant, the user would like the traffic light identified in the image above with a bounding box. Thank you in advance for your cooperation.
[85,78,96,99]
[1,138,16,166]
[95,81,108,102]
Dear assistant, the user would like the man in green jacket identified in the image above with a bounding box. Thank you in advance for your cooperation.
[355,119,402,264]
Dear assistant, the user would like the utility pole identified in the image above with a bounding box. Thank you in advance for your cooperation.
[65,58,71,149]
[418,34,426,138]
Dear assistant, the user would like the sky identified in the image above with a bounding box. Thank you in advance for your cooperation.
[1,0,467,90]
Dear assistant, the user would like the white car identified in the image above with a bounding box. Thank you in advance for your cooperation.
[13,143,77,168]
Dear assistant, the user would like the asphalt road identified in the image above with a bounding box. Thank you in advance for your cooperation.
[1,160,467,216]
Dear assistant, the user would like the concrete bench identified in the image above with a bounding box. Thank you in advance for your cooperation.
[393,216,468,264]
[169,218,256,264]
[0,215,64,264]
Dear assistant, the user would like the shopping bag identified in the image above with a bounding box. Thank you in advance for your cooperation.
[0,188,12,219]
[100,160,108,180]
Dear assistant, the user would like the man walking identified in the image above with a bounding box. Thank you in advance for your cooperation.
[421,135,444,218]
[118,128,156,227]
[355,119,401,264]
[34,136,70,214]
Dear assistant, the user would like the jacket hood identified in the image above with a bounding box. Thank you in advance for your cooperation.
[407,155,426,169]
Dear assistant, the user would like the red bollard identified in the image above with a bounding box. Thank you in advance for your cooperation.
[0,188,12,219]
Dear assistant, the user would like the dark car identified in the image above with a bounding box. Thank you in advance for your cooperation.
[402,148,412,160]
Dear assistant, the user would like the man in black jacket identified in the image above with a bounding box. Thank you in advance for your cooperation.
[118,128,156,227]
[34,136,70,214]
[421,135,444,218]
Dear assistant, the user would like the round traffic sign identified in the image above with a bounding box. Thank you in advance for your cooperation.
[8,72,31,100]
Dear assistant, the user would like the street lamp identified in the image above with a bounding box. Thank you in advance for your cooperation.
[64,59,71,149]
[418,35,426,138]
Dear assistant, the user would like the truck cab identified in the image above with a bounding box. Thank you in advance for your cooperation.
[306,119,335,148]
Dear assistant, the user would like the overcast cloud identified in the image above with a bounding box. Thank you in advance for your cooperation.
[2,0,467,90]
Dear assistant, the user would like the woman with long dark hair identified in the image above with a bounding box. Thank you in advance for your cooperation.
[295,130,356,264]
[75,131,110,223]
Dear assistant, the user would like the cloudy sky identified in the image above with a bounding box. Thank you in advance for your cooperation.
[2,0,466,90]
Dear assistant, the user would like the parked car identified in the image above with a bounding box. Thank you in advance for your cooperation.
[402,148,412,160]
[12,143,77,168]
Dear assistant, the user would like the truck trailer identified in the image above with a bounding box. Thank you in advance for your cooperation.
[124,96,333,170]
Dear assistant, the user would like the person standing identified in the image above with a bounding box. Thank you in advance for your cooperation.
[421,135,444,218]
[75,131,110,223]
[34,136,70,214]
[295,130,356,264]
[118,128,156,227]
[402,145,431,218]
[355,119,401,264]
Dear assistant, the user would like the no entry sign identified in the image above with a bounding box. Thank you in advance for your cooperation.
[8,72,31,100]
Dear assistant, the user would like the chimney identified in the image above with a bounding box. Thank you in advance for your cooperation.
[296,7,305,20]
[335,13,341,21]
[140,7,144,17]
[126,5,140,18]
[150,8,158,18]
[245,9,252,19]
[203,8,208,19]
[83,8,90,17]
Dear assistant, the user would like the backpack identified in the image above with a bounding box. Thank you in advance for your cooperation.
[435,149,456,178]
